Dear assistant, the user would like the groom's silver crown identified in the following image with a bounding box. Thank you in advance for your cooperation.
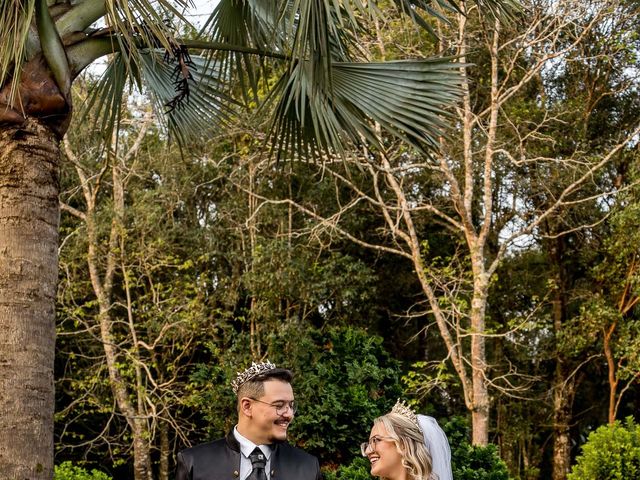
[231,360,276,394]
[391,399,419,426]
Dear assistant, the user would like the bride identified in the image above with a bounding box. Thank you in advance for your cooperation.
[361,400,452,480]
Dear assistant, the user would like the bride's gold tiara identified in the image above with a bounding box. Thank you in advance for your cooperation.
[391,399,419,426]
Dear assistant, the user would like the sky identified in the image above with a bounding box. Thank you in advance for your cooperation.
[186,0,217,28]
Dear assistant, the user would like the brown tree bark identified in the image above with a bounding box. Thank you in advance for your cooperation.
[551,363,576,480]
[160,421,170,480]
[548,238,576,480]
[604,321,618,425]
[0,118,60,479]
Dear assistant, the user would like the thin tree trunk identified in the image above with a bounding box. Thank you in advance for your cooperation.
[604,322,618,424]
[470,280,490,445]
[91,174,153,480]
[552,365,576,480]
[605,261,639,424]
[159,420,170,480]
[550,268,574,480]
[0,119,60,479]
[247,160,260,358]
[377,153,478,432]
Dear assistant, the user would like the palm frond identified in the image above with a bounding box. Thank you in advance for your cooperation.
[80,51,131,144]
[268,61,344,160]
[103,0,193,81]
[472,0,522,22]
[0,0,35,107]
[392,0,459,37]
[202,0,287,49]
[197,0,373,102]
[267,57,463,160]
[82,46,240,147]
[199,0,289,101]
[289,0,377,66]
[333,59,461,150]
[138,50,240,145]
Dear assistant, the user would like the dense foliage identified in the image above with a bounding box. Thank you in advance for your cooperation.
[54,462,112,480]
[445,418,512,480]
[568,418,640,480]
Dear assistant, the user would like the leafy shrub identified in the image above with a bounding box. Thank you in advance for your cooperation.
[445,416,512,480]
[283,326,402,463]
[54,461,112,480]
[323,456,371,480]
[568,417,640,480]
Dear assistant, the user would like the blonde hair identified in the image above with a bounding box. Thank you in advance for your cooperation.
[373,413,433,480]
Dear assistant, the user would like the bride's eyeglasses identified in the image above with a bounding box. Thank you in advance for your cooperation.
[360,435,395,456]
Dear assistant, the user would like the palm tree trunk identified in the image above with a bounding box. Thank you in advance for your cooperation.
[0,118,60,479]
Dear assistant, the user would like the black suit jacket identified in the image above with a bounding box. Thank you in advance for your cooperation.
[175,432,322,480]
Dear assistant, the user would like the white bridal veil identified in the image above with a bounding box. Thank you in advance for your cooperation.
[417,415,453,480]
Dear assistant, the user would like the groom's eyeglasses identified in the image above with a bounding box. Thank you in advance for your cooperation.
[360,436,395,456]
[249,398,297,415]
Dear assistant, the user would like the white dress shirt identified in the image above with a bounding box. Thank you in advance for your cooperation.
[233,426,273,480]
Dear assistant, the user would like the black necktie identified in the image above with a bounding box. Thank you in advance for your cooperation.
[247,447,268,480]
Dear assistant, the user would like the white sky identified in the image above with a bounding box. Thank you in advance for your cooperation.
[186,0,217,28]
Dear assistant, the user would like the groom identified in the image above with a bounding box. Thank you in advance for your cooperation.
[175,361,322,480]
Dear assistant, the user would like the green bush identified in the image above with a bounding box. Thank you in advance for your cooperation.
[284,326,402,463]
[568,417,640,480]
[54,462,112,480]
[444,417,513,480]
[323,456,371,480]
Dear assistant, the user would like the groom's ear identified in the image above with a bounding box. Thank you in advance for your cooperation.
[239,397,253,417]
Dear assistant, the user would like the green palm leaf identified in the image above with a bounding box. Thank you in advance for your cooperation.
[138,50,240,145]
[200,0,290,100]
[81,51,131,144]
[202,0,288,49]
[0,0,35,106]
[83,48,240,146]
[103,0,194,85]
[267,57,463,160]
[5,0,521,161]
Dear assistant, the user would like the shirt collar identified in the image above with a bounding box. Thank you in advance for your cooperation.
[233,426,272,460]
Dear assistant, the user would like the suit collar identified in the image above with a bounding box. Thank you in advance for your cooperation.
[225,430,241,452]
[225,430,286,455]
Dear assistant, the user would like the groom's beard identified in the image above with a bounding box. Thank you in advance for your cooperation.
[268,417,291,442]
